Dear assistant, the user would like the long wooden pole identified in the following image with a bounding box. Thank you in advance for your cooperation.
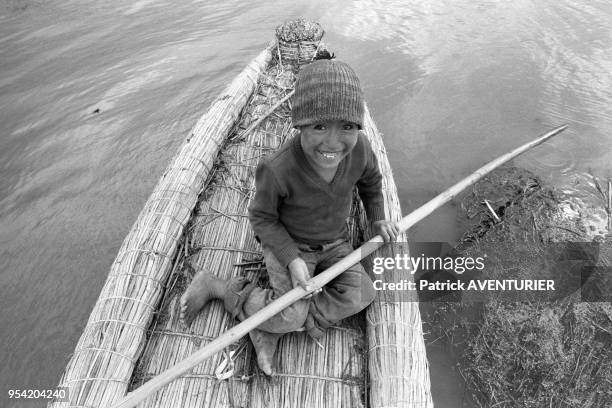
[111,124,568,408]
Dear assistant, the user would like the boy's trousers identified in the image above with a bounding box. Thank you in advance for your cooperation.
[222,239,376,338]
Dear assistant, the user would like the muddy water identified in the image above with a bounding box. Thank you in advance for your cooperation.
[1,0,610,406]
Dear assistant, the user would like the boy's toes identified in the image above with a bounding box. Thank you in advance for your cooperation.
[257,354,274,376]
[249,329,281,376]
[180,294,195,328]
[179,270,217,329]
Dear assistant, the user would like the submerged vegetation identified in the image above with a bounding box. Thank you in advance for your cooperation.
[428,166,611,407]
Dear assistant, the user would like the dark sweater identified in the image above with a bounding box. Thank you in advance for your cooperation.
[248,132,385,267]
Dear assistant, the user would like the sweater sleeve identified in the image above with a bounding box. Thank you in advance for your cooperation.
[356,137,386,222]
[248,161,300,267]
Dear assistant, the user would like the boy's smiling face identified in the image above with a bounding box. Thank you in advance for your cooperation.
[300,120,359,171]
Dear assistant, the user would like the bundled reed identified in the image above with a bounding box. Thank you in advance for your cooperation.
[276,18,324,71]
[359,107,434,408]
[49,44,274,408]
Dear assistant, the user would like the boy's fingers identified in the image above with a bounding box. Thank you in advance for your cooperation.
[392,224,400,241]
[382,229,390,242]
[294,280,312,298]
[386,227,394,242]
[298,279,311,291]
[299,280,321,299]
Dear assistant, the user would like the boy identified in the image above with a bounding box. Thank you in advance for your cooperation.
[181,59,399,375]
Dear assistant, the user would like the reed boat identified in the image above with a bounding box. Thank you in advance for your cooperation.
[51,19,433,408]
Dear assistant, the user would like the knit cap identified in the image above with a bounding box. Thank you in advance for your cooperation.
[291,60,364,129]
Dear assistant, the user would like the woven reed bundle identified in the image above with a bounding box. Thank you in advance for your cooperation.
[360,108,434,408]
[49,44,274,408]
[276,18,324,72]
[249,319,366,407]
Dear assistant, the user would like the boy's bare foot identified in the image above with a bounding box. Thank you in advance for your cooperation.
[180,270,225,328]
[249,329,281,376]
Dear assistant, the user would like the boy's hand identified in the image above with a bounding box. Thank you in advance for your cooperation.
[288,257,321,298]
[373,220,400,242]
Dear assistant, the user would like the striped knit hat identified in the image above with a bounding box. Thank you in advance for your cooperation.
[291,60,364,129]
